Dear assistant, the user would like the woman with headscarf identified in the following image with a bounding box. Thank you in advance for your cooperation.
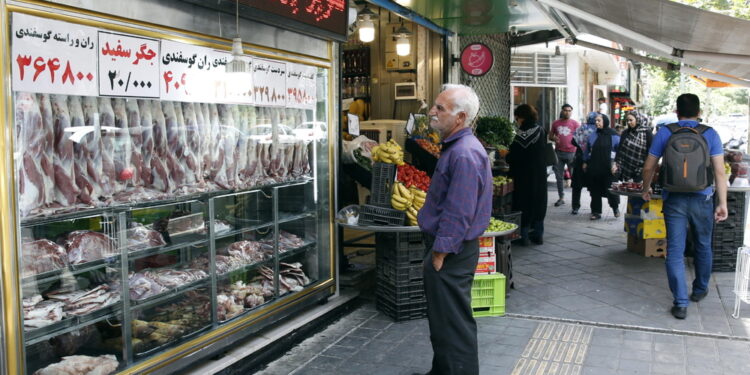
[507,104,547,245]
[569,112,598,215]
[583,113,621,220]
[614,111,652,182]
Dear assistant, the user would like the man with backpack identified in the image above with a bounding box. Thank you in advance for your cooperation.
[641,94,728,320]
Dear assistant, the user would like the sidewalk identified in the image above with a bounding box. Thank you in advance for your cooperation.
[248,184,750,375]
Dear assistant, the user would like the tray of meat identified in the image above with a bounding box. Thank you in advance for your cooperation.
[126,223,167,251]
[64,230,117,266]
[23,295,75,340]
[21,239,69,279]
[129,268,208,305]
[165,213,205,238]
[32,354,119,375]
[46,284,122,324]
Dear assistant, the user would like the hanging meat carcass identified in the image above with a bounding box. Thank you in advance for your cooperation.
[207,103,229,189]
[181,102,205,189]
[15,93,48,216]
[217,104,238,189]
[50,95,81,209]
[163,101,196,192]
[81,97,116,202]
[67,96,98,206]
[98,98,123,198]
[125,99,145,188]
[36,94,58,208]
[151,100,178,193]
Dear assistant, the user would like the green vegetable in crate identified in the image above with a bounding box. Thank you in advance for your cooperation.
[353,148,372,172]
[493,176,512,186]
[486,217,516,233]
[475,116,515,149]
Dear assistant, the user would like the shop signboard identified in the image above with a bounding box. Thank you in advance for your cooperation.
[460,43,494,77]
[11,12,98,96]
[98,31,160,98]
[241,0,348,38]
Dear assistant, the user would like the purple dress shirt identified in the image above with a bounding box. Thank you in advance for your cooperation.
[417,127,493,254]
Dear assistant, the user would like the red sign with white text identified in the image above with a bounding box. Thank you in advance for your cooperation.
[460,43,494,77]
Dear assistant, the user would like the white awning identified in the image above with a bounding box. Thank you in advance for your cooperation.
[535,0,750,85]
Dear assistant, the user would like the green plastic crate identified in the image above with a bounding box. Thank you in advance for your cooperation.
[471,273,506,317]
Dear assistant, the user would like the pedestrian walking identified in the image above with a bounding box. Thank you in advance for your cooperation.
[550,104,580,207]
[614,111,653,182]
[641,93,728,320]
[570,112,598,215]
[417,84,492,375]
[507,104,547,245]
[583,113,621,220]
[598,97,608,115]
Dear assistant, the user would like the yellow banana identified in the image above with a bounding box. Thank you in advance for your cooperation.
[407,206,418,217]
[397,183,413,200]
[391,193,408,205]
[391,201,407,211]
[414,189,427,198]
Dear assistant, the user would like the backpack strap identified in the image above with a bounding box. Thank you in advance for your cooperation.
[696,124,711,134]
[666,123,681,133]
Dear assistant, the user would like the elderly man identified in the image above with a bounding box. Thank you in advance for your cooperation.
[417,84,492,375]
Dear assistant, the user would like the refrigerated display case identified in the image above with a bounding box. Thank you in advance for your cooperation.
[2,4,336,375]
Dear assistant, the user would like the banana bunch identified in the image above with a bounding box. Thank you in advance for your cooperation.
[371,139,405,165]
[391,182,427,226]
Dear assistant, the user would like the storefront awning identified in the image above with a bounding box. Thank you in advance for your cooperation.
[535,0,750,86]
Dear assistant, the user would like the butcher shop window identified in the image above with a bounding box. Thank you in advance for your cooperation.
[511,53,567,85]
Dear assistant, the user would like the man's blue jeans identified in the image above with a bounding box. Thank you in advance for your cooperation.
[662,193,714,307]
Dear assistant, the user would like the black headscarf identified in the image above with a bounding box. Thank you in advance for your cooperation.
[590,114,616,176]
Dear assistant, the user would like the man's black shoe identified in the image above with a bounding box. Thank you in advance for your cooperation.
[554,199,565,207]
[531,238,543,245]
[690,291,708,302]
[671,306,687,319]
[571,209,578,215]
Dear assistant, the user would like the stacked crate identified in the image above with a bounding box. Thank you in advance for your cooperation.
[375,232,427,321]
[359,162,405,226]
[713,191,748,272]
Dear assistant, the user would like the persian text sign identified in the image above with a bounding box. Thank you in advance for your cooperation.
[253,59,287,107]
[11,13,98,96]
[160,40,248,103]
[98,31,160,97]
[460,43,493,77]
[286,63,317,110]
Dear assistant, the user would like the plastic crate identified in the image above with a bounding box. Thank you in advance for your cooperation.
[375,233,426,263]
[471,273,506,318]
[377,279,426,304]
[358,204,405,226]
[377,259,423,284]
[370,162,397,207]
[376,299,427,322]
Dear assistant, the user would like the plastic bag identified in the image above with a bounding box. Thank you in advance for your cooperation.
[342,135,377,164]
[336,205,360,225]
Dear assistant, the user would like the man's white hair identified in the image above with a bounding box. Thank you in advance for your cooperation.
[442,83,480,125]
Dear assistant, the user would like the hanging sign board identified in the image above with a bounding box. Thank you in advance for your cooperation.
[98,31,160,97]
[11,13,98,96]
[241,0,348,38]
[460,43,494,77]
[253,58,287,107]
[286,63,317,110]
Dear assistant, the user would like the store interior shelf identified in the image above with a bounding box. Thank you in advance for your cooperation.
[217,258,274,280]
[278,211,316,225]
[218,298,275,325]
[126,237,209,261]
[279,241,316,261]
[214,221,275,241]
[22,257,120,289]
[25,303,122,346]
[133,325,212,360]
[129,278,209,310]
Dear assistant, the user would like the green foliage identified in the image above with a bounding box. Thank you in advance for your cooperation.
[475,116,515,148]
[672,0,750,19]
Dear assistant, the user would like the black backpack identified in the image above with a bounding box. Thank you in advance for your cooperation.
[660,123,713,192]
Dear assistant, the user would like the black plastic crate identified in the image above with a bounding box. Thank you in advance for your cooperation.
[376,299,427,322]
[370,162,397,207]
[377,279,426,304]
[377,259,423,284]
[375,233,426,262]
[377,247,425,265]
[359,204,405,226]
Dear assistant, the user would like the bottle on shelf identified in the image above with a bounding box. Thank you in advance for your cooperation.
[352,77,360,98]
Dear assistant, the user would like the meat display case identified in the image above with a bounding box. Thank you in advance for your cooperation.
[3,5,336,375]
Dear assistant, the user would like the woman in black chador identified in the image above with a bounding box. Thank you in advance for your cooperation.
[507,104,547,245]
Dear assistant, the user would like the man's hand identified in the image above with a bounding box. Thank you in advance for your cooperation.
[582,163,587,172]
[641,187,652,201]
[432,251,447,272]
[715,204,728,222]
[611,163,618,175]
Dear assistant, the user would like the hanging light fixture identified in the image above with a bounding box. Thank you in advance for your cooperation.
[394,20,412,56]
[357,4,377,43]
[226,0,248,74]
[554,45,561,56]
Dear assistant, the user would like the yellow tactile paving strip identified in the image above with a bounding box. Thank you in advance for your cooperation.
[511,322,594,375]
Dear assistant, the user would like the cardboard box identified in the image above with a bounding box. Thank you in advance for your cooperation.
[478,236,495,252]
[623,214,666,239]
[476,254,497,274]
[626,197,664,219]
[627,234,667,258]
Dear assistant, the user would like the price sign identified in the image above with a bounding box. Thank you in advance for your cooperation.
[460,43,494,77]
[286,63,317,110]
[98,31,160,97]
[160,39,247,104]
[253,58,287,107]
[11,13,98,96]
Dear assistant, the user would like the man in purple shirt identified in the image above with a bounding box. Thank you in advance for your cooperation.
[416,84,492,375]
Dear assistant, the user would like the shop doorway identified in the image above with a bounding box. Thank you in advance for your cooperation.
[512,85,567,131]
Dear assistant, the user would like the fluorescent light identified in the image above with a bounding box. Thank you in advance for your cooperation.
[359,16,375,42]
[396,35,410,56]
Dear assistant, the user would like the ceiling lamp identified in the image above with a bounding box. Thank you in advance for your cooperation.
[226,0,248,74]
[394,21,412,56]
[357,5,377,43]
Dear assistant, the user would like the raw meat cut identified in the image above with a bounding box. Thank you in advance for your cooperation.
[127,223,166,250]
[125,99,144,188]
[97,97,120,197]
[51,94,80,207]
[235,106,250,187]
[36,94,57,207]
[64,230,115,265]
[24,299,65,329]
[137,100,154,186]
[32,354,118,375]
[217,104,238,189]
[208,103,229,189]
[82,96,114,201]
[111,98,134,191]
[15,93,47,216]
[47,284,120,316]
[183,102,204,185]
[150,100,177,193]
[21,239,69,277]
[68,96,98,206]
[163,101,196,190]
